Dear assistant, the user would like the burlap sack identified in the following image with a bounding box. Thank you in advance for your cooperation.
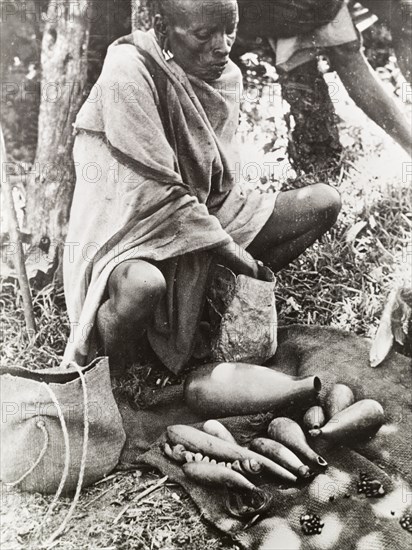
[207,264,277,364]
[0,357,126,494]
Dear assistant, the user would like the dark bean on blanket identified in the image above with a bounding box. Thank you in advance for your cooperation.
[399,513,412,533]
[300,514,324,535]
[357,473,385,497]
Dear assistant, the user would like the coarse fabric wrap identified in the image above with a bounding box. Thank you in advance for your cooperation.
[63,30,277,374]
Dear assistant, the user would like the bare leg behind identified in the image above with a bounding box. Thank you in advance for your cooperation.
[247,183,341,272]
[96,259,166,371]
[329,43,412,156]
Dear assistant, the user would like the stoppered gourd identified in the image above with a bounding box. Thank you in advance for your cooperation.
[303,406,326,430]
[324,384,355,419]
[309,399,385,442]
[268,418,328,468]
[184,362,321,417]
[249,438,312,478]
[203,420,237,444]
[167,424,297,483]
[182,462,257,492]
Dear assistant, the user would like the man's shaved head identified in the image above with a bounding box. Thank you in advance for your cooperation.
[153,0,238,82]
[155,0,202,25]
[155,0,235,25]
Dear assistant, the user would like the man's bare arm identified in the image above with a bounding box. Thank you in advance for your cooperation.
[211,241,270,280]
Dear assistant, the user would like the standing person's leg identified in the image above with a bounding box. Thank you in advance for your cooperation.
[329,41,412,156]
[278,60,342,176]
[96,259,166,369]
[247,184,341,272]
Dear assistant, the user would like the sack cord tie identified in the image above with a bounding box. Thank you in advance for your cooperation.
[41,362,89,548]
[3,420,49,487]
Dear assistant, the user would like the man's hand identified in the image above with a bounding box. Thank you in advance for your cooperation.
[212,241,272,281]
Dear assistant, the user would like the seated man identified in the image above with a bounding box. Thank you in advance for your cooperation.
[63,0,341,374]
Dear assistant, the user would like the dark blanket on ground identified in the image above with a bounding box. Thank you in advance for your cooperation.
[118,325,412,550]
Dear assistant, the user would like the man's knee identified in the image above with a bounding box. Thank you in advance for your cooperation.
[108,260,166,322]
[310,183,342,229]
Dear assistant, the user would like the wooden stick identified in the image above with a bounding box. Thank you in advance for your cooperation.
[0,125,36,335]
[84,485,114,508]
[113,475,168,524]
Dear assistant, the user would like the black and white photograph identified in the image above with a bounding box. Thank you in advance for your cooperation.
[1,1,411,548]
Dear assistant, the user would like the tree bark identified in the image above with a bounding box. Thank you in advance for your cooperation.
[131,0,154,31]
[86,0,131,91]
[26,0,91,268]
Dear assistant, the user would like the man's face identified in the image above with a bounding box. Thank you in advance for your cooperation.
[162,0,238,82]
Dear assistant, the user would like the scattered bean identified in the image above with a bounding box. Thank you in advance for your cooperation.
[300,513,324,535]
[400,513,412,533]
[357,473,385,498]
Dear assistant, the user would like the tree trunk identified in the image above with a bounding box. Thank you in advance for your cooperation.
[86,0,131,92]
[279,60,342,179]
[131,0,154,31]
[26,0,91,269]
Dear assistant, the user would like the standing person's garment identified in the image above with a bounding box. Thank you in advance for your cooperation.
[237,0,346,38]
[268,0,411,73]
[237,0,359,71]
[63,30,277,374]
[273,2,359,72]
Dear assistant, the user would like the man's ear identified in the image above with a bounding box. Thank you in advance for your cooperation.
[154,14,167,37]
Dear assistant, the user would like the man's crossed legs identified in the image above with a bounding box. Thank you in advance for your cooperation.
[96,184,341,367]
